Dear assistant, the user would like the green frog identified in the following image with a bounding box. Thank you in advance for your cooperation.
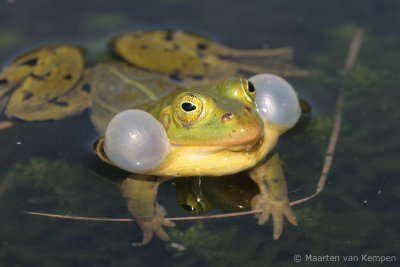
[0,30,305,244]
[95,74,301,244]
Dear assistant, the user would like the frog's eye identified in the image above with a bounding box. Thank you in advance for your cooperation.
[242,79,256,102]
[175,93,204,123]
[250,74,301,129]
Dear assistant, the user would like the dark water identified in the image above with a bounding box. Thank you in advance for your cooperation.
[0,0,399,266]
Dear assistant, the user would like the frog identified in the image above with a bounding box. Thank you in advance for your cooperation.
[0,30,305,244]
[94,73,302,244]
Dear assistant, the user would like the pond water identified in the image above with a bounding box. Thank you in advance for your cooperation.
[0,0,399,266]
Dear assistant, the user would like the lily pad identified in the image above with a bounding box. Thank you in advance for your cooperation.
[0,45,90,121]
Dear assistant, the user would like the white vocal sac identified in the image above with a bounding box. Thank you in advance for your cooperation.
[104,109,170,173]
[250,74,301,129]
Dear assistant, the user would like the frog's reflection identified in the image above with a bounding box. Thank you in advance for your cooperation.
[176,173,259,214]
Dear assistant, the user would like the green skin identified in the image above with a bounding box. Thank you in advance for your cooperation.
[111,76,297,245]
[136,76,263,147]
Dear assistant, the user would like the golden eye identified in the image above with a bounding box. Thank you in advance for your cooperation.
[242,79,256,102]
[175,93,204,123]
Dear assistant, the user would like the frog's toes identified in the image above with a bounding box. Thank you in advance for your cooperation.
[138,204,176,245]
[251,194,272,224]
[251,194,297,240]
[257,211,271,225]
[271,209,284,240]
[283,205,297,226]
[163,220,176,228]
[154,223,172,242]
[141,226,154,245]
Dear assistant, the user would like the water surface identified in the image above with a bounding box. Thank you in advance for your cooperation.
[0,0,399,266]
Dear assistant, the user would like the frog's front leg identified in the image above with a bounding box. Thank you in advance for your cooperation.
[247,152,297,240]
[121,175,175,245]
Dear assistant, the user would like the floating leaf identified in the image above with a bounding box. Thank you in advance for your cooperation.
[1,45,91,121]
[85,62,181,134]
[112,30,306,80]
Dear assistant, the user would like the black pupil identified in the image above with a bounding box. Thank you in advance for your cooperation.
[182,102,196,112]
[248,81,255,92]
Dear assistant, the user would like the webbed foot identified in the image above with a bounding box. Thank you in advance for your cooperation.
[121,175,175,245]
[137,203,176,245]
[251,193,297,240]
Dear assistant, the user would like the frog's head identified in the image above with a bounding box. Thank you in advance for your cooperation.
[158,76,263,148]
[98,74,301,177]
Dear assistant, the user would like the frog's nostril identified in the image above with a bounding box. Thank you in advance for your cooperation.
[245,106,252,113]
[222,112,233,123]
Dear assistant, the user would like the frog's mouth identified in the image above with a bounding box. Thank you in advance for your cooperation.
[228,136,263,152]
[171,127,264,153]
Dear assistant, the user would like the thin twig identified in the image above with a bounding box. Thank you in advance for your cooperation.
[344,30,364,72]
[24,211,134,222]
[290,29,363,206]
[24,209,261,222]
[0,121,14,130]
[23,199,294,222]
